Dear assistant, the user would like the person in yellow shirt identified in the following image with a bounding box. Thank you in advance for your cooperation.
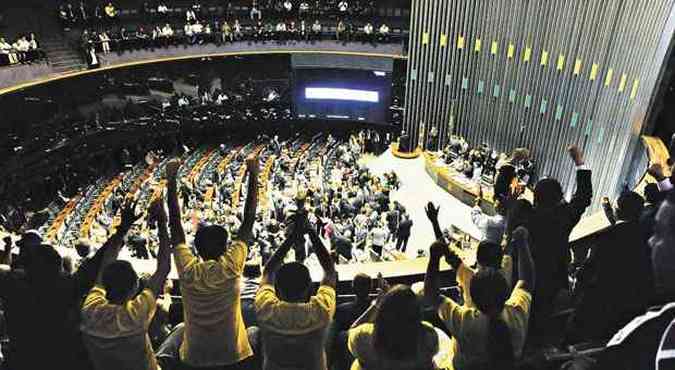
[347,281,439,370]
[254,210,337,370]
[81,197,172,370]
[455,241,513,308]
[424,225,536,370]
[165,155,259,369]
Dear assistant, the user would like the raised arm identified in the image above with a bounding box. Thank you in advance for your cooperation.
[146,197,172,296]
[424,241,448,304]
[165,159,186,246]
[88,200,142,288]
[1,236,12,267]
[512,226,535,292]
[260,226,297,286]
[425,202,445,242]
[238,154,260,241]
[307,221,337,288]
[567,145,593,222]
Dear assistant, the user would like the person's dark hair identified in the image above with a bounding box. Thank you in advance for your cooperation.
[102,260,139,303]
[373,285,423,360]
[352,273,372,302]
[243,263,262,279]
[470,269,514,370]
[275,262,312,302]
[616,191,644,222]
[644,183,665,205]
[505,199,533,239]
[194,224,229,260]
[28,244,62,277]
[476,241,503,269]
[534,178,563,209]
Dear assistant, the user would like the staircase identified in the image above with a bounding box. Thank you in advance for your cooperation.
[41,35,86,74]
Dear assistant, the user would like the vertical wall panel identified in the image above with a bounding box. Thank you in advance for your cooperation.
[404,0,675,210]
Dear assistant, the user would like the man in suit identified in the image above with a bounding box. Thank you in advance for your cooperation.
[493,148,530,203]
[528,144,592,338]
[396,213,413,252]
[567,191,653,343]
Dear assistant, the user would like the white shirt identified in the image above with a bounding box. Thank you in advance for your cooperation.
[157,4,168,13]
[471,206,506,244]
[283,1,292,10]
[338,1,348,11]
[0,41,12,52]
[162,26,174,36]
[379,24,389,34]
[371,227,388,247]
[312,23,321,32]
[184,24,194,36]
[191,23,203,33]
[276,23,286,31]
[363,24,373,34]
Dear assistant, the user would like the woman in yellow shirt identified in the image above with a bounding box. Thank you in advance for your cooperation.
[348,284,439,370]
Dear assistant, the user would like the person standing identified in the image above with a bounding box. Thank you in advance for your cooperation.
[395,213,413,252]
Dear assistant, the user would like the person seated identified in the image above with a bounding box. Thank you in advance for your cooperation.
[363,22,374,44]
[287,21,298,41]
[567,191,654,343]
[334,273,372,332]
[299,19,309,41]
[283,0,294,14]
[250,0,262,20]
[0,203,139,370]
[80,198,171,370]
[378,23,390,43]
[311,19,322,40]
[0,37,18,65]
[253,210,337,370]
[425,225,535,370]
[186,8,197,23]
[221,21,234,43]
[336,20,346,41]
[275,21,287,42]
[104,2,117,20]
[299,1,310,17]
[348,281,439,370]
[233,19,243,40]
[162,157,259,369]
[338,0,349,15]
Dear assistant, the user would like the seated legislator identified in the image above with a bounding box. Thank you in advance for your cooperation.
[254,211,338,370]
[166,155,260,369]
[425,226,536,370]
[80,198,172,370]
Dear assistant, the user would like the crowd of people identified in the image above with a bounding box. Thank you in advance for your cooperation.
[0,33,45,67]
[0,126,674,370]
[62,0,401,66]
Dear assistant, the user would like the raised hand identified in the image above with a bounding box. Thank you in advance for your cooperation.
[376,272,390,298]
[119,198,142,230]
[425,202,440,222]
[429,240,446,261]
[444,248,462,270]
[149,196,167,225]
[567,144,584,166]
[165,159,181,180]
[647,163,666,181]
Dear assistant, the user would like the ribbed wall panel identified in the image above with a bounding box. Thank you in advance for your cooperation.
[404,0,675,210]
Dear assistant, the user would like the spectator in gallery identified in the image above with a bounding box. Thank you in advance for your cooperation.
[395,212,413,252]
[157,2,169,17]
[471,194,506,245]
[99,31,111,54]
[425,226,535,370]
[104,2,118,21]
[0,38,18,65]
[640,183,664,241]
[275,21,287,42]
[378,23,390,43]
[336,20,346,41]
[164,155,259,369]
[299,1,310,18]
[528,145,592,337]
[186,8,197,23]
[566,191,654,343]
[348,282,438,370]
[253,211,337,370]
[234,19,243,40]
[338,0,349,14]
[334,273,372,332]
[299,19,309,41]
[221,21,234,43]
[311,19,322,40]
[0,202,141,370]
[250,0,262,21]
[283,0,293,14]
[363,22,374,43]
[80,198,171,370]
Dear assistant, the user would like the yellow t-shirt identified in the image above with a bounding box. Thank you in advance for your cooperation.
[348,322,438,370]
[457,255,513,308]
[174,240,253,367]
[80,286,158,370]
[438,283,531,370]
[255,284,336,370]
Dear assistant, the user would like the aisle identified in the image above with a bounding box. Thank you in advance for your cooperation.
[365,149,481,258]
